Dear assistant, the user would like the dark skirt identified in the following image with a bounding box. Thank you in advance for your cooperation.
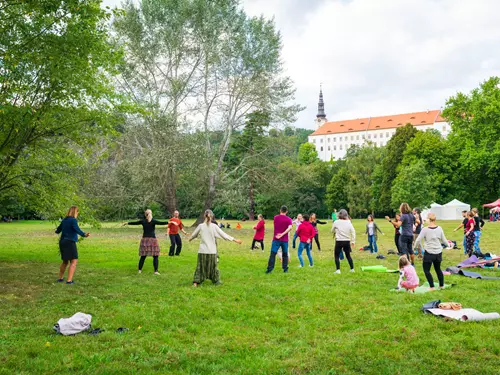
[59,239,78,261]
[193,253,220,284]
[139,237,160,256]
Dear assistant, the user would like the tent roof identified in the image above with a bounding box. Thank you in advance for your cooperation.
[483,198,500,208]
[443,199,469,207]
[430,202,442,207]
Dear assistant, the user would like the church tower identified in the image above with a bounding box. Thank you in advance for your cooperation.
[315,85,328,128]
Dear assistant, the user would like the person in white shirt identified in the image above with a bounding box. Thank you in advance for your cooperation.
[331,209,356,274]
[413,213,448,290]
[189,209,242,287]
[292,213,303,249]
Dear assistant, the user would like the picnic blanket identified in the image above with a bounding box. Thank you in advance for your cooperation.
[426,308,500,322]
[391,282,455,294]
[361,265,399,273]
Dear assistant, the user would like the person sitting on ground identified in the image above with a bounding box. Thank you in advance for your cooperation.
[397,255,419,292]
[413,213,448,290]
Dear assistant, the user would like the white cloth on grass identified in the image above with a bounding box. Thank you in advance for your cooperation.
[55,312,92,335]
[427,308,500,322]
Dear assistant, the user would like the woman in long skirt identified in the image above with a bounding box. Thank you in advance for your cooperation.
[55,206,90,284]
[189,209,242,286]
[125,209,168,274]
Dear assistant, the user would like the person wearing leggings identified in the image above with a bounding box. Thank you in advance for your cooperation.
[125,209,168,275]
[397,203,415,266]
[310,213,327,251]
[331,209,356,274]
[413,213,448,289]
[251,214,265,251]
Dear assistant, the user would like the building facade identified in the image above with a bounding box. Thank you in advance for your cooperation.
[307,90,449,161]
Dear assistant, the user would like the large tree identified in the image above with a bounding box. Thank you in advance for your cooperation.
[0,0,122,216]
[391,159,435,210]
[443,76,500,206]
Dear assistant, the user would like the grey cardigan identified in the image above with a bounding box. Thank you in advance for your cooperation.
[365,222,383,239]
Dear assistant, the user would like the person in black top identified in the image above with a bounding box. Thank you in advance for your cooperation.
[310,213,327,251]
[124,209,168,274]
[413,208,423,258]
[453,210,469,255]
[472,208,485,254]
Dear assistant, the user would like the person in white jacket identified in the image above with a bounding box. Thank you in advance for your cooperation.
[189,210,242,287]
[331,209,356,274]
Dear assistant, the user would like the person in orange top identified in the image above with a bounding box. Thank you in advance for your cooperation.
[167,210,188,256]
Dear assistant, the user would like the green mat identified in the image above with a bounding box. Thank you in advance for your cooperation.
[390,282,455,294]
[361,265,399,273]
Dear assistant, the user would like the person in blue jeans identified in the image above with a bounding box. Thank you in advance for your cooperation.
[365,215,383,254]
[453,210,469,254]
[295,214,315,267]
[472,208,485,253]
[266,206,293,274]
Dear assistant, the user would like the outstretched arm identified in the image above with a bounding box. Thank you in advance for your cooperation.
[55,223,62,234]
[316,220,327,225]
[189,225,201,241]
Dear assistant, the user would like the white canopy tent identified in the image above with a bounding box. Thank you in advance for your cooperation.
[421,203,443,220]
[440,199,470,220]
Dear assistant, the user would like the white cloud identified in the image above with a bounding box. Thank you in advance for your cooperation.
[102,0,500,129]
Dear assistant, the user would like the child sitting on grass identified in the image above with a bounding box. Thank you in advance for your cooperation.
[397,255,419,292]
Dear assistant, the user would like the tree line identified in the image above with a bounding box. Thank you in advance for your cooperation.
[1,1,499,223]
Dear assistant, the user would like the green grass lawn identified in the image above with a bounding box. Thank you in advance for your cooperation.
[1,219,499,374]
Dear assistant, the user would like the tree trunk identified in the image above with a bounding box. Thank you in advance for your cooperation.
[248,172,255,221]
[165,166,177,217]
[192,173,216,226]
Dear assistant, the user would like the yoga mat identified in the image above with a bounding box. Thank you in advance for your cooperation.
[458,256,500,269]
[458,270,500,280]
[391,282,455,294]
[361,266,399,273]
[427,308,500,322]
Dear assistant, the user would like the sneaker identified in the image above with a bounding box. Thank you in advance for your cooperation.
[265,270,272,274]
[138,270,142,274]
[297,265,303,268]
[154,272,160,275]
[283,269,289,273]
[66,281,74,284]
[309,264,314,267]
[350,269,355,273]
[56,278,64,283]
[334,270,341,274]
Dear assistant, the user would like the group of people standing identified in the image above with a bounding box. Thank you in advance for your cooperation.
[453,208,485,257]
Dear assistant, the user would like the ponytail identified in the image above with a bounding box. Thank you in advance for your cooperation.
[204,209,214,226]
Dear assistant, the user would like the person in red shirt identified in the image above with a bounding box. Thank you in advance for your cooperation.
[296,214,315,267]
[252,214,265,251]
[465,211,476,257]
[167,210,188,256]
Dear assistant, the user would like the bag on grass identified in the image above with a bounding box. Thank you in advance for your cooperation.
[53,312,92,336]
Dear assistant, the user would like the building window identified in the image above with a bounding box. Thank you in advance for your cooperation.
[367,134,371,139]
[320,146,323,151]
[327,138,330,142]
[362,135,365,139]
[339,136,342,141]
[333,137,336,142]
[334,146,336,150]
[328,146,330,151]
[386,132,389,137]
[340,145,343,150]
[374,133,377,139]
[312,139,316,144]
[351,136,354,141]
[356,135,360,140]
[320,138,323,143]
[443,126,446,132]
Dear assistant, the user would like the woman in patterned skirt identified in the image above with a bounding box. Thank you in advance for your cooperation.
[125,209,168,274]
[189,209,242,286]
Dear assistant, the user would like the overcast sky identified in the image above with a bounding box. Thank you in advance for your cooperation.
[102,0,500,129]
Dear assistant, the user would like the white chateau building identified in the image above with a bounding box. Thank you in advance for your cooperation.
[308,89,450,161]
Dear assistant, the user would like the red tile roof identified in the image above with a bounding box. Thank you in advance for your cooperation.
[311,110,445,136]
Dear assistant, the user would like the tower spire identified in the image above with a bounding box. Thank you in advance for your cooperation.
[316,84,326,119]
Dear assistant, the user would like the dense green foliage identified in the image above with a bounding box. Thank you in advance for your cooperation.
[1,220,499,374]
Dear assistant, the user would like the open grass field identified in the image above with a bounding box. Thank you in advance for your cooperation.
[1,218,500,374]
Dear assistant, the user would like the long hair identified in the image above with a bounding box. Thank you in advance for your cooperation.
[145,209,153,223]
[367,215,374,222]
[66,206,78,218]
[310,213,316,222]
[399,255,410,269]
[204,209,214,226]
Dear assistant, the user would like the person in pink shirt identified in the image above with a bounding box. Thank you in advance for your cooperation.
[251,214,265,251]
[265,205,293,274]
[397,255,420,292]
[295,214,315,267]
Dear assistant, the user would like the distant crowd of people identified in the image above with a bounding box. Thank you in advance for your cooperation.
[53,202,486,292]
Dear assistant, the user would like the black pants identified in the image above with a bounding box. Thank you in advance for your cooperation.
[422,252,444,288]
[251,239,264,251]
[334,241,353,270]
[139,256,158,272]
[169,234,182,256]
[394,234,401,253]
[312,233,321,251]
[399,235,413,261]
